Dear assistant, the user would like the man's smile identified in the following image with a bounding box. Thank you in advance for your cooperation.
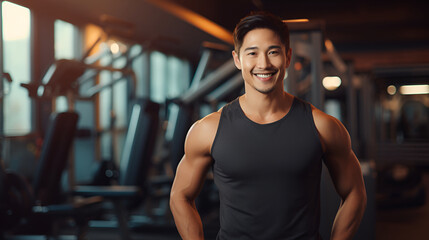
[253,70,277,81]
[255,73,274,78]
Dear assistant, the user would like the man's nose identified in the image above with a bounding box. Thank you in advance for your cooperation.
[256,54,272,69]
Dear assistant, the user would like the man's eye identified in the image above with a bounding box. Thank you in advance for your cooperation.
[247,52,256,56]
[269,51,279,55]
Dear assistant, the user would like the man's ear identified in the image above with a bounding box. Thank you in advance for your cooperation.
[232,50,241,70]
[285,48,292,68]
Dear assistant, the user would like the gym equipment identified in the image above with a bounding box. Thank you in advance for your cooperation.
[165,57,239,172]
[1,111,103,239]
[0,165,32,231]
[142,43,239,225]
[20,58,136,100]
[20,32,141,191]
[0,72,12,98]
[377,164,426,209]
[90,159,120,186]
[286,20,325,108]
[73,99,160,240]
[204,73,243,110]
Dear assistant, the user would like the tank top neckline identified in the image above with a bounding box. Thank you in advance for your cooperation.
[235,96,297,126]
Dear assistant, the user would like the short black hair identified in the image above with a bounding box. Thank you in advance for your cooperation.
[233,11,290,55]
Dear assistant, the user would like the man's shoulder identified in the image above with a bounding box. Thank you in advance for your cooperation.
[185,110,222,155]
[186,98,237,147]
[310,104,351,153]
[193,110,222,134]
[187,110,223,140]
[310,104,332,122]
[310,105,343,131]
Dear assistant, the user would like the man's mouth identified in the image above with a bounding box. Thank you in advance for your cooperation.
[255,73,274,78]
[253,71,277,81]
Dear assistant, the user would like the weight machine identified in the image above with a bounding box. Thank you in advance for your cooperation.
[0,14,154,239]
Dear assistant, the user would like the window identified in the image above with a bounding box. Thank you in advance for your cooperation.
[98,46,129,161]
[150,51,191,103]
[150,51,168,103]
[130,44,150,98]
[54,19,79,60]
[2,1,31,135]
[54,19,79,111]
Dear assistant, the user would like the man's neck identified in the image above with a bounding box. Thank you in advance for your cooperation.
[239,89,294,124]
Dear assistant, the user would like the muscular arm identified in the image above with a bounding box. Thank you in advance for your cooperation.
[170,113,219,240]
[313,108,367,240]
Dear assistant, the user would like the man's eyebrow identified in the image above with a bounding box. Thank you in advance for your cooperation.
[243,45,282,52]
[268,45,282,50]
[244,46,258,52]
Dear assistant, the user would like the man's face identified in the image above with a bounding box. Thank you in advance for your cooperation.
[232,28,291,94]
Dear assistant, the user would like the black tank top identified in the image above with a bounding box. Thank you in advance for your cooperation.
[211,97,324,240]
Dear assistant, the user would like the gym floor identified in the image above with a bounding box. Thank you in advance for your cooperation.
[59,171,429,240]
[376,170,429,240]
[86,228,181,240]
[83,222,216,240]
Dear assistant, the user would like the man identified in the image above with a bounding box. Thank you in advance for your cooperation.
[170,11,366,240]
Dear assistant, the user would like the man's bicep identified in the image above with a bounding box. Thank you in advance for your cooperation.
[325,150,364,199]
[172,154,212,201]
[319,115,364,199]
[171,120,214,201]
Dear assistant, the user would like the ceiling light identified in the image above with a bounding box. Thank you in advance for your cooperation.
[283,19,310,23]
[110,42,120,54]
[399,84,429,95]
[323,76,341,91]
[387,85,397,95]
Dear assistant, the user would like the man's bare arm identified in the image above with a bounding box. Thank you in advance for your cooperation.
[170,113,220,240]
[313,108,367,240]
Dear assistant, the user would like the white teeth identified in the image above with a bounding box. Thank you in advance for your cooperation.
[255,73,273,78]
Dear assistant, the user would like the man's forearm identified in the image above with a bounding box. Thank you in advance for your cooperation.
[170,197,205,240]
[330,191,367,240]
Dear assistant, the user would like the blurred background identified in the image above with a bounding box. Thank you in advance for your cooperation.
[0,0,428,239]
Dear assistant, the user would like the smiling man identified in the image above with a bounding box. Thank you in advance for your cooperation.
[170,11,367,240]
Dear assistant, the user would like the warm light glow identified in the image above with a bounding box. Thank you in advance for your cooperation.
[84,24,103,52]
[283,19,310,23]
[325,39,334,52]
[107,39,128,55]
[387,85,397,95]
[146,0,233,44]
[399,84,429,95]
[110,42,120,54]
[294,62,302,71]
[2,1,30,41]
[323,76,342,91]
